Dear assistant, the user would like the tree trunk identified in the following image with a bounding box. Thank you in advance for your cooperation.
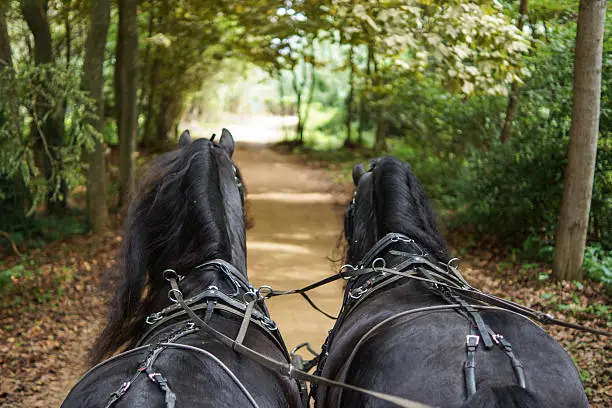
[358,42,372,146]
[277,68,288,139]
[154,92,183,149]
[291,63,303,144]
[83,0,111,232]
[344,45,355,148]
[300,41,316,144]
[117,0,139,209]
[0,5,13,71]
[0,5,28,222]
[553,0,606,281]
[371,53,387,152]
[21,0,67,213]
[500,0,529,143]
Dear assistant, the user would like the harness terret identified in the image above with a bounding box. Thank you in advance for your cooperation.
[102,260,290,408]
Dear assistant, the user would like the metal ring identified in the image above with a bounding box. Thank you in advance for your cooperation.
[372,258,386,270]
[339,264,356,280]
[257,285,273,299]
[207,285,219,291]
[243,291,257,303]
[168,288,183,303]
[146,313,162,325]
[163,269,179,282]
[349,287,366,299]
[262,317,278,331]
[448,258,460,269]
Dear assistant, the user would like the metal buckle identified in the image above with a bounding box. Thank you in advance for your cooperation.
[243,290,257,303]
[262,316,278,330]
[145,312,162,325]
[466,334,480,348]
[117,381,131,394]
[349,286,367,299]
[148,372,161,382]
[372,257,386,270]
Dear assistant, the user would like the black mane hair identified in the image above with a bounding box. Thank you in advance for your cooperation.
[347,156,450,264]
[91,135,246,364]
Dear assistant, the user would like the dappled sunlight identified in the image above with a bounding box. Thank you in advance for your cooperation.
[248,240,313,254]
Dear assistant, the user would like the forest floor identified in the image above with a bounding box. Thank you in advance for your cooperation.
[1,137,610,407]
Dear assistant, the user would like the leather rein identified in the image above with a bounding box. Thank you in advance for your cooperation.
[103,234,609,408]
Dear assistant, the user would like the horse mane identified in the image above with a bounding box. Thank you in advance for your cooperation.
[347,156,450,264]
[90,138,246,364]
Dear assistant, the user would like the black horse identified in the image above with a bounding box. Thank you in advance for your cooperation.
[62,129,301,407]
[314,157,589,408]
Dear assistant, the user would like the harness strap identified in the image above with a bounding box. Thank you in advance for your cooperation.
[448,292,494,349]
[170,277,433,408]
[146,370,177,408]
[105,376,137,408]
[496,336,526,388]
[464,333,480,397]
[234,299,256,348]
[204,300,215,322]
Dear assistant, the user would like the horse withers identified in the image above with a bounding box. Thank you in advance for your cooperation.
[314,157,589,408]
[62,129,302,408]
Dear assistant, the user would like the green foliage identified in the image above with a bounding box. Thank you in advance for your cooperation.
[0,64,101,213]
[582,244,612,285]
[450,23,610,251]
[0,255,73,305]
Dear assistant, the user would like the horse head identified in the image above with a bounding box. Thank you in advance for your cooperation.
[91,128,247,363]
[345,157,450,265]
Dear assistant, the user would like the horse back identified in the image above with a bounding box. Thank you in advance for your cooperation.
[317,282,588,408]
[63,325,300,407]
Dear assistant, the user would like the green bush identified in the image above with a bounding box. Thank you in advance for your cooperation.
[583,244,612,285]
[450,25,610,250]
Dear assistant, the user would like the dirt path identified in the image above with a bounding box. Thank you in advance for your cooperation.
[9,143,345,407]
[234,144,345,351]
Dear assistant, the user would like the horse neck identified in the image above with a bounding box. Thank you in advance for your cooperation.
[373,170,450,263]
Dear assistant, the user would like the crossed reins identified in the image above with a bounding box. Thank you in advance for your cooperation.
[100,233,610,408]
[163,266,433,408]
[267,233,611,337]
[154,233,609,408]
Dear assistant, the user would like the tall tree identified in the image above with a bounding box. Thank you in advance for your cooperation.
[553,0,607,281]
[21,0,67,213]
[500,0,529,143]
[116,0,139,208]
[344,44,355,148]
[0,4,11,70]
[83,0,111,231]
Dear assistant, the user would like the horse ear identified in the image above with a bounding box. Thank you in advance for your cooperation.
[178,130,192,148]
[219,128,235,157]
[352,163,366,185]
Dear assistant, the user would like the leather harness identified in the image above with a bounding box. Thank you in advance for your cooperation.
[102,260,291,408]
[96,236,609,408]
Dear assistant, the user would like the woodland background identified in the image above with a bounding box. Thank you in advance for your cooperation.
[0,0,610,404]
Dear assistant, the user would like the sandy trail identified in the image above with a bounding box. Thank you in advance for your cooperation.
[13,140,345,407]
[234,144,345,351]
